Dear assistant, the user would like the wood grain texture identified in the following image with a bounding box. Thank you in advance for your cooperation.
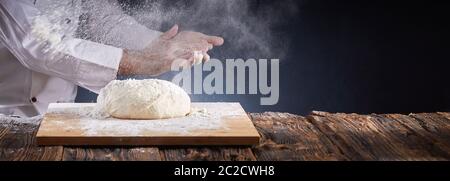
[381,114,450,155]
[0,121,62,161]
[437,112,450,121]
[62,147,161,161]
[250,112,346,161]
[409,113,450,141]
[160,146,256,161]
[1,111,450,161]
[0,125,9,142]
[308,111,450,160]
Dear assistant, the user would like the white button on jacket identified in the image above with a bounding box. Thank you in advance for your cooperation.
[0,0,161,117]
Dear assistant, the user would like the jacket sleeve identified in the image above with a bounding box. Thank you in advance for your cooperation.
[81,0,162,50]
[0,0,123,93]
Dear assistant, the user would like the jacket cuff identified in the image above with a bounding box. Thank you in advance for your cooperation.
[65,39,122,93]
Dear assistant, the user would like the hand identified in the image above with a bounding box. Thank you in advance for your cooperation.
[118,25,224,76]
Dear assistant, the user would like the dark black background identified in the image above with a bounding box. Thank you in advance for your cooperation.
[76,0,450,115]
[1,161,450,179]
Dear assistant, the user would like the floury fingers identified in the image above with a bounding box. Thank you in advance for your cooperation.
[193,51,204,65]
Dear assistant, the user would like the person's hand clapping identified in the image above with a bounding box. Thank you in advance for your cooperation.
[119,25,224,76]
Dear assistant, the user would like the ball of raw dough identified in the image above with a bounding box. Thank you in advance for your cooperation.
[97,79,191,119]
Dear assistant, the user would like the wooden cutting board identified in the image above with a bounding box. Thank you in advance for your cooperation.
[36,102,260,146]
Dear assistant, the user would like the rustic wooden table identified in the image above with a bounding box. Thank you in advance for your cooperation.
[1,112,449,161]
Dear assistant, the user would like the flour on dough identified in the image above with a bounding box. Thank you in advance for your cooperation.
[96,79,191,119]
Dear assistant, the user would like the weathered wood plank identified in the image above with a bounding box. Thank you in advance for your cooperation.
[306,113,365,160]
[308,111,450,160]
[437,112,450,121]
[2,112,449,161]
[409,113,450,141]
[160,146,256,161]
[0,120,63,161]
[62,147,161,161]
[381,114,450,154]
[250,112,346,161]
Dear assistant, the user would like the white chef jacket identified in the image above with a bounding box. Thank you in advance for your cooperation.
[0,0,161,117]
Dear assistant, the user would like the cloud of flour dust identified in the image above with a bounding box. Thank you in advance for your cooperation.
[118,0,300,59]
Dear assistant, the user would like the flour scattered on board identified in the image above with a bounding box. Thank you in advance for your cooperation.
[46,103,235,136]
